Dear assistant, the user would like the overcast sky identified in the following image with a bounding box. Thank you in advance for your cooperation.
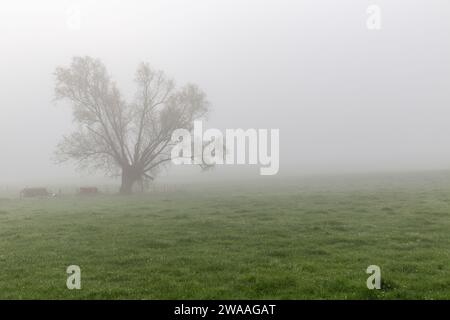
[0,0,449,184]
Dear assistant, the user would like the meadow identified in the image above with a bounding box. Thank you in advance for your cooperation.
[0,172,449,299]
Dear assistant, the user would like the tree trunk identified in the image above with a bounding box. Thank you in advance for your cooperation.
[120,167,139,195]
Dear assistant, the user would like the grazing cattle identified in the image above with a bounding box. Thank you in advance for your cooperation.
[20,188,50,198]
[79,187,99,195]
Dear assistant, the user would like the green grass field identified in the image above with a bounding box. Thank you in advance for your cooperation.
[0,172,449,299]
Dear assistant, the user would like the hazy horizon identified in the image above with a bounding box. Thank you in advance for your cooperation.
[1,0,450,185]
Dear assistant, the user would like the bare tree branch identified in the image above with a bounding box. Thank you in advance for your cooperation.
[54,56,209,194]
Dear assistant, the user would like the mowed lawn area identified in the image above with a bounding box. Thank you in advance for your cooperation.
[0,173,449,299]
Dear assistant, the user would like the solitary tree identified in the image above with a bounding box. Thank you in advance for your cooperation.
[54,56,209,194]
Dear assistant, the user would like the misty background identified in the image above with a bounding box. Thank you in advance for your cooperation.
[0,0,449,186]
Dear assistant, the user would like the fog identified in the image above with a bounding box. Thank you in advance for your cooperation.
[1,0,449,185]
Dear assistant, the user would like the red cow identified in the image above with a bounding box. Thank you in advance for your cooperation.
[79,187,99,195]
